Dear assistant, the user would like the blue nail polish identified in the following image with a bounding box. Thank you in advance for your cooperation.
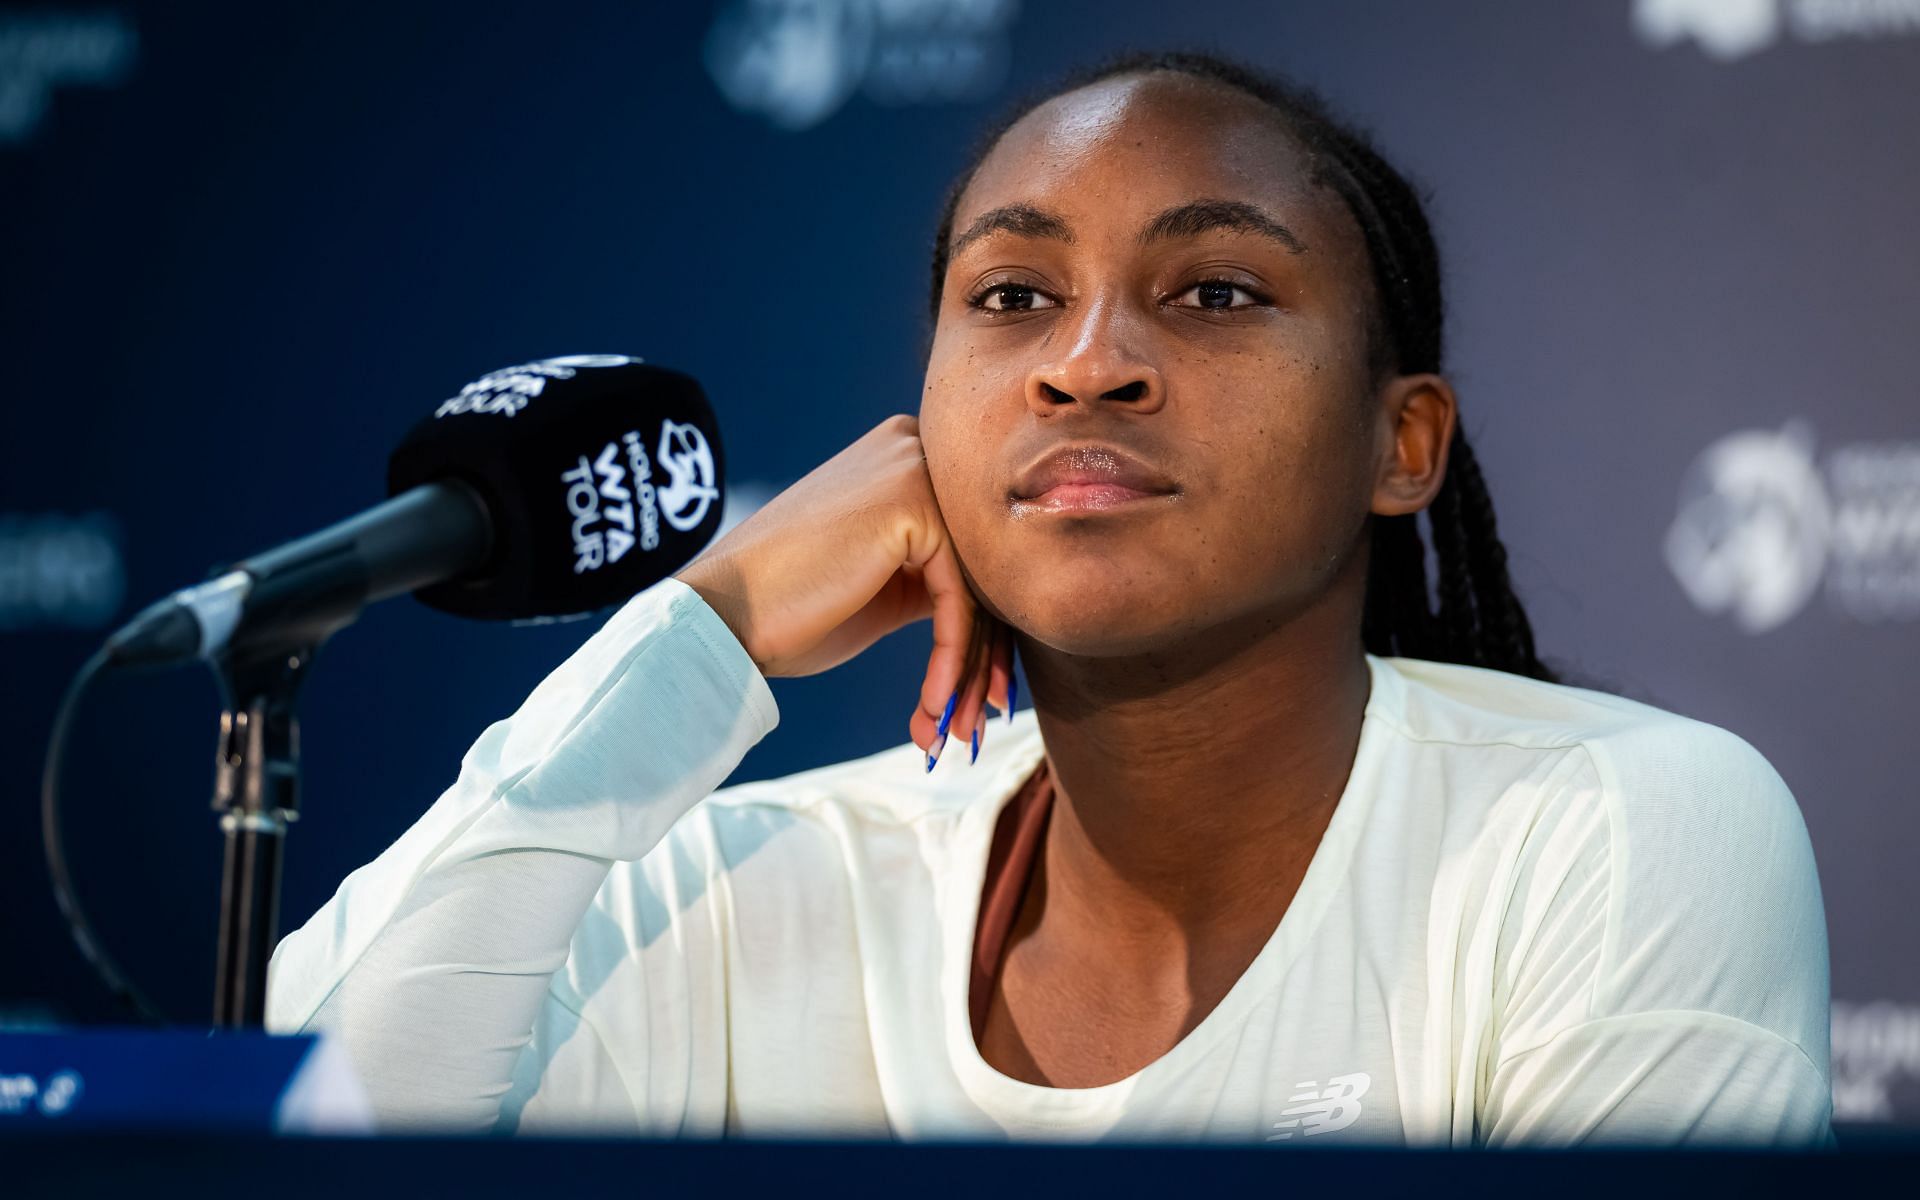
[925,749,937,773]
[937,690,958,738]
[970,725,981,765]
[926,729,947,772]
[1006,673,1019,724]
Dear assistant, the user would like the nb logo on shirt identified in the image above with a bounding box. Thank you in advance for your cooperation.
[1266,1072,1370,1140]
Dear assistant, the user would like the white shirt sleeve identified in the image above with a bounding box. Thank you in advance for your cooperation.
[263,578,778,1133]
[1479,721,1832,1146]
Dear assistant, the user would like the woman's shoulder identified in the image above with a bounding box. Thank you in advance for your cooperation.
[1371,654,1796,816]
[1373,652,1821,944]
[1377,654,1826,1044]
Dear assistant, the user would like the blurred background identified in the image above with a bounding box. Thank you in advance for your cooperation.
[1,0,1915,1132]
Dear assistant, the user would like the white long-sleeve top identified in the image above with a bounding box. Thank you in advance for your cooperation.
[265,578,1832,1145]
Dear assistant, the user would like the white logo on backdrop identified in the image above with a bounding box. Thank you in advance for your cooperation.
[0,513,124,631]
[436,355,635,420]
[704,0,1019,131]
[1665,423,1920,631]
[1664,424,1830,632]
[0,10,137,144]
[1634,0,1920,60]
[1833,1000,1920,1122]
[1634,0,1781,57]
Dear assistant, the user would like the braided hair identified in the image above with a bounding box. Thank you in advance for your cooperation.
[926,51,1556,682]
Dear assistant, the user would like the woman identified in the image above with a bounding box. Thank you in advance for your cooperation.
[266,53,1830,1145]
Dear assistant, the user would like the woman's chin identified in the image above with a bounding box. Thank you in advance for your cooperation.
[999,591,1197,659]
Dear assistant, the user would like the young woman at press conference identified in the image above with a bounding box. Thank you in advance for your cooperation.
[266,53,1830,1145]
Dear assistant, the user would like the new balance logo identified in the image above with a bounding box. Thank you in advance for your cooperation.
[1266,1072,1370,1140]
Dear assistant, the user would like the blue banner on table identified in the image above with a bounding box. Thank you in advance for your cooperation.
[0,1031,371,1134]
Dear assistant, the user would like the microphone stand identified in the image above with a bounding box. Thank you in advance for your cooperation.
[190,492,485,1028]
[210,644,317,1030]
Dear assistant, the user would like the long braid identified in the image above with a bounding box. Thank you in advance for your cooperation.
[1429,468,1482,663]
[1445,433,1548,676]
[928,51,1557,682]
[1361,513,1431,657]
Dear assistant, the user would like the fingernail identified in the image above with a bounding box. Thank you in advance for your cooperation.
[926,691,957,773]
[1006,673,1019,724]
[969,724,981,765]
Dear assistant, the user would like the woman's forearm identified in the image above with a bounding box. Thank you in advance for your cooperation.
[264,578,779,1131]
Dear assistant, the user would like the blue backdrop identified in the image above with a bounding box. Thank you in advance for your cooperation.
[3,0,1916,1129]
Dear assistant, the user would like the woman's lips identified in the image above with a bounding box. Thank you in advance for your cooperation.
[1009,444,1180,515]
[1014,482,1172,513]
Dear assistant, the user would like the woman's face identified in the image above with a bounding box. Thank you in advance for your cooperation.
[921,72,1395,658]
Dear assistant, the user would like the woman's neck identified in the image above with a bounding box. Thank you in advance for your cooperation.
[1017,574,1371,940]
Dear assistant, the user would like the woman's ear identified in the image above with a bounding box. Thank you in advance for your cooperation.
[1371,373,1457,517]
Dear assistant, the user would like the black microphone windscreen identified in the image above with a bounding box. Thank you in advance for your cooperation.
[386,355,725,622]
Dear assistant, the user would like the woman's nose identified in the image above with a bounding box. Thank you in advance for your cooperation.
[1024,298,1165,417]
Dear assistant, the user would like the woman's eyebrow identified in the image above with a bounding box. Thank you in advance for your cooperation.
[949,203,1074,257]
[1139,199,1308,254]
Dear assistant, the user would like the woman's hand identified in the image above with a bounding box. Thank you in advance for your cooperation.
[674,415,1013,765]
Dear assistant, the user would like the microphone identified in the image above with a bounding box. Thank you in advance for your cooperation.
[104,354,725,667]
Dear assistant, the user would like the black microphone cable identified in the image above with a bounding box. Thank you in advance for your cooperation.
[40,647,171,1025]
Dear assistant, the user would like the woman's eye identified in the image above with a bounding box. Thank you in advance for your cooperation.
[1172,280,1264,310]
[974,284,1058,312]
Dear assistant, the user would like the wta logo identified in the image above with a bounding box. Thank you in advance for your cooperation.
[656,421,720,532]
[562,419,719,574]
[1665,422,1920,631]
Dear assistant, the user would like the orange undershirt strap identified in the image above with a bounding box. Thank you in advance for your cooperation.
[969,762,1056,1039]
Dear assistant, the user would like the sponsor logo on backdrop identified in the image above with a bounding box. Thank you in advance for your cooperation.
[1665,423,1920,631]
[705,0,1018,131]
[0,9,137,145]
[1634,0,1920,60]
[1266,1072,1370,1140]
[0,513,123,631]
[1834,1000,1920,1121]
[436,355,634,420]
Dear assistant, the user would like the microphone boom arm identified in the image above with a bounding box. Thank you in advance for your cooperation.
[107,480,492,667]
